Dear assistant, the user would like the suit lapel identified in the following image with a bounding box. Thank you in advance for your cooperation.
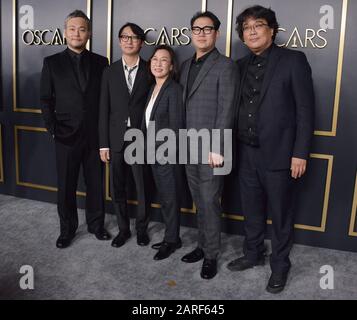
[141,85,154,133]
[130,58,145,97]
[150,78,171,121]
[84,52,93,93]
[181,61,190,102]
[258,44,282,106]
[233,56,250,127]
[237,54,252,105]
[188,48,220,99]
[117,59,131,99]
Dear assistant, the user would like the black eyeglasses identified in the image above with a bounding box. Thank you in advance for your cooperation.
[242,22,268,33]
[119,35,141,43]
[191,26,216,35]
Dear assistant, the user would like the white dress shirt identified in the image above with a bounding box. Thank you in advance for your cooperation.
[145,91,158,129]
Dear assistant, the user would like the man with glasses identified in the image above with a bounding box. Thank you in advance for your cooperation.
[227,5,315,294]
[99,23,152,248]
[40,10,110,248]
[180,11,238,279]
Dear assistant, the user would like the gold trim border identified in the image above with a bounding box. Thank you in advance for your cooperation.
[205,0,233,57]
[86,0,92,51]
[106,152,332,231]
[201,0,207,12]
[14,125,85,196]
[13,125,158,209]
[10,0,348,135]
[105,0,207,63]
[102,0,333,228]
[217,153,333,232]
[348,172,357,236]
[314,0,348,137]
[104,0,196,213]
[106,0,112,63]
[0,125,4,183]
[13,125,334,232]
[225,0,233,57]
[12,0,92,113]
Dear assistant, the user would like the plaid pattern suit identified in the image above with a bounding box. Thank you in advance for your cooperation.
[180,48,239,259]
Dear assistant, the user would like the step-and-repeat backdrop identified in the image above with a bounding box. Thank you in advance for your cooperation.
[0,0,356,252]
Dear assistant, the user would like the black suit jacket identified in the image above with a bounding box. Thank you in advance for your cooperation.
[142,78,184,139]
[98,58,151,152]
[40,49,108,147]
[141,78,184,162]
[237,44,315,170]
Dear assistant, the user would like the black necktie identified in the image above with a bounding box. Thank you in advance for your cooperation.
[75,54,87,92]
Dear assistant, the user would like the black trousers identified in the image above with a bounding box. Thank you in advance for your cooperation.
[238,142,295,274]
[110,143,151,234]
[150,164,180,243]
[55,136,104,237]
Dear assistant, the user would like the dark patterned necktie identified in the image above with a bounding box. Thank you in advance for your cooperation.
[126,65,137,94]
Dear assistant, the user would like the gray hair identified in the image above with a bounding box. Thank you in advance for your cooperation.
[64,10,91,32]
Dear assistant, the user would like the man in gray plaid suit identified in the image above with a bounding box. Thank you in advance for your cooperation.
[179,11,239,279]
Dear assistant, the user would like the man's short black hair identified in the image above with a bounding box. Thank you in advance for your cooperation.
[118,22,145,41]
[190,11,221,30]
[236,5,279,41]
[65,10,91,32]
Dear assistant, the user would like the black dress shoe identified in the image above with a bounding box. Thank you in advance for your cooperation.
[137,232,150,246]
[152,238,182,250]
[111,232,131,248]
[153,242,179,260]
[200,259,217,279]
[227,255,265,271]
[266,272,289,294]
[93,228,111,241]
[56,234,75,249]
[181,247,204,263]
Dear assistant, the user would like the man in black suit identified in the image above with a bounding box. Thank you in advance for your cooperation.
[40,10,111,248]
[98,23,151,248]
[227,6,315,293]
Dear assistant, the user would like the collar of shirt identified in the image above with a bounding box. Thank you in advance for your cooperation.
[122,56,140,71]
[192,48,215,65]
[251,43,273,64]
[67,47,88,60]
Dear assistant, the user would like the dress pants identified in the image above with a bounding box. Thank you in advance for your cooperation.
[238,142,295,274]
[185,164,224,260]
[151,164,180,243]
[110,141,151,234]
[55,135,104,237]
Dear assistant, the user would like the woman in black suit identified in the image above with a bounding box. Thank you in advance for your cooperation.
[143,45,184,260]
